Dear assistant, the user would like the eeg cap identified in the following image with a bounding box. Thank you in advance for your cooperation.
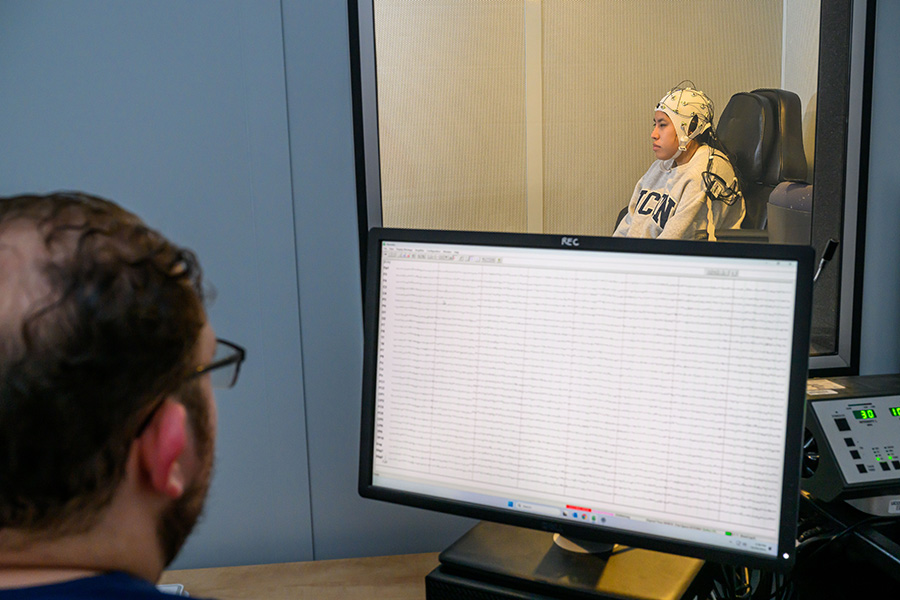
[657,86,714,152]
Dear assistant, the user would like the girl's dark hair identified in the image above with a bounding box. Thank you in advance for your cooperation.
[0,192,206,534]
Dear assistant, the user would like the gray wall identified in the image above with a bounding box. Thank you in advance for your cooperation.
[0,0,473,568]
[280,1,474,561]
[0,1,317,567]
[859,0,900,374]
[0,0,897,569]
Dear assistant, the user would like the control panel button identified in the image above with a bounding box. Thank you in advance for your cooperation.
[850,450,861,459]
[844,437,855,447]
[857,464,868,474]
[835,418,851,432]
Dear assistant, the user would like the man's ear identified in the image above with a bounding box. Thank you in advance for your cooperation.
[136,399,189,499]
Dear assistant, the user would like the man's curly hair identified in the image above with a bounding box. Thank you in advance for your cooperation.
[0,192,206,535]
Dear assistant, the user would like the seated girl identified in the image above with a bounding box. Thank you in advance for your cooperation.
[613,84,745,240]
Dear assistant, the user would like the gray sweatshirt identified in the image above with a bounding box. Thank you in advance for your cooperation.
[613,145,745,240]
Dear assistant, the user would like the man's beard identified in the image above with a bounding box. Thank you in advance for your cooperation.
[157,383,215,567]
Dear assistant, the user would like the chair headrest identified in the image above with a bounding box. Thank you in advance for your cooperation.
[717,89,809,185]
[718,93,776,182]
[752,88,809,183]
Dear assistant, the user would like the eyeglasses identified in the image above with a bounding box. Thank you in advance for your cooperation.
[133,338,245,437]
[191,338,246,389]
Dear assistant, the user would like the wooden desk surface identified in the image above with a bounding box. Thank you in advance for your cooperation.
[160,552,440,600]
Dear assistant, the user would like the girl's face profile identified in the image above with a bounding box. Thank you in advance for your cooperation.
[651,111,679,160]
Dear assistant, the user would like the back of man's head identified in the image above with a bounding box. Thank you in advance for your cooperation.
[0,192,206,537]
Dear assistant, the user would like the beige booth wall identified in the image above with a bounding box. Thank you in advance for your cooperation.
[374,1,790,236]
[783,0,821,177]
[375,0,527,233]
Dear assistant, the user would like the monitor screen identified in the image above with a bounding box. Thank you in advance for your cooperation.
[359,228,813,571]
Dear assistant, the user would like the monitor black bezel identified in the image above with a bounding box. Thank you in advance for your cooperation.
[359,227,814,571]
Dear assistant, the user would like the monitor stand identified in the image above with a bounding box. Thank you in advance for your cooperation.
[551,533,614,555]
[426,522,706,600]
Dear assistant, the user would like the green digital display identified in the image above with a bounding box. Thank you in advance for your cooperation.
[853,409,876,420]
[891,407,900,417]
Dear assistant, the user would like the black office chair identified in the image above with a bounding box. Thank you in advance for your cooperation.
[716,88,809,231]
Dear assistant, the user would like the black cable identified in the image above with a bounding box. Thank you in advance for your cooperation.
[701,129,743,206]
[701,151,741,206]
[796,524,831,543]
[706,564,731,600]
[737,568,755,600]
[796,512,833,543]
[707,564,757,600]
[774,577,794,600]
[760,514,897,600]
[798,514,892,560]
[747,571,794,600]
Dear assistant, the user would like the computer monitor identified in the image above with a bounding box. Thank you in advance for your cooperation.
[359,228,813,572]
